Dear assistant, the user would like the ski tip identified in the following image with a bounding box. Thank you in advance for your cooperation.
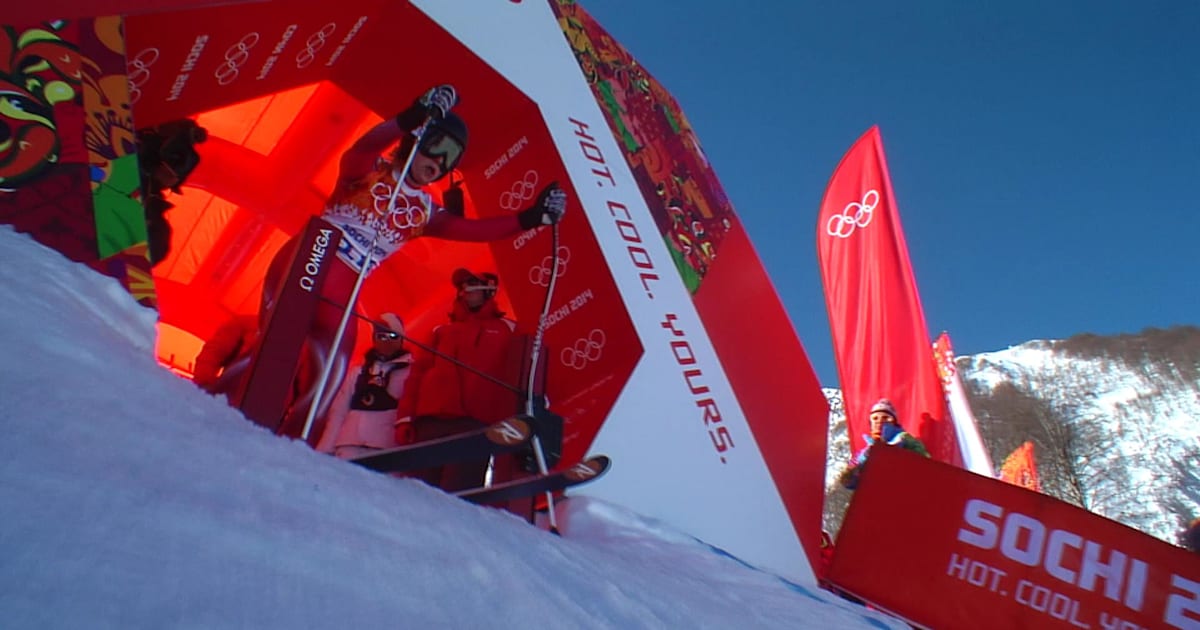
[563,455,610,483]
[485,416,533,447]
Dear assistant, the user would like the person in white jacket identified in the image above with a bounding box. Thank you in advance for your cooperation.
[316,313,412,459]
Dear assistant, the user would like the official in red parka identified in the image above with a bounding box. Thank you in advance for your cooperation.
[396,268,526,491]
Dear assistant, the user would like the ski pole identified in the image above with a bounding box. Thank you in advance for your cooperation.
[300,120,431,442]
[526,222,562,534]
[316,301,526,395]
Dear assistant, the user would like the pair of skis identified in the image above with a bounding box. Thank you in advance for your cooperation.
[348,417,609,505]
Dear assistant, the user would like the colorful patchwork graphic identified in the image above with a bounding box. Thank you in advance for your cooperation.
[552,1,736,293]
[0,17,155,306]
[0,21,82,189]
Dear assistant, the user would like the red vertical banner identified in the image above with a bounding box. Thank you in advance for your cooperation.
[816,126,960,465]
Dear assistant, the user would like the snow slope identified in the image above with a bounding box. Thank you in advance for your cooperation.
[0,226,899,629]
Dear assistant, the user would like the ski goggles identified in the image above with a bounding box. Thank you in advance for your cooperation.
[418,131,464,173]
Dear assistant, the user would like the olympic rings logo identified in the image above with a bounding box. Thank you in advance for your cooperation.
[528,246,570,287]
[499,170,539,212]
[370,181,399,215]
[369,182,428,230]
[214,33,260,86]
[826,189,878,238]
[295,23,337,69]
[390,205,428,231]
[560,329,606,370]
[126,48,160,104]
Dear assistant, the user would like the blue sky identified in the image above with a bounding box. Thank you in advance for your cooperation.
[579,1,1200,386]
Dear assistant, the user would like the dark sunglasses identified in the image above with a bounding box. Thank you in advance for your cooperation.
[374,331,401,341]
[419,132,463,173]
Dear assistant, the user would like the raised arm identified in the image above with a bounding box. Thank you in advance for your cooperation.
[424,212,524,242]
[337,119,408,186]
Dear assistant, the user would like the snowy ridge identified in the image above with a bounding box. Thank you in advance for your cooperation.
[962,338,1199,543]
[0,227,899,629]
[822,336,1199,547]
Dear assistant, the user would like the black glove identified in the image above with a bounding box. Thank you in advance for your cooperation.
[518,182,567,230]
[395,84,458,130]
[443,180,465,217]
[419,84,457,119]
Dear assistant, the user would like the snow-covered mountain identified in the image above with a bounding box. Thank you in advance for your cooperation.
[823,330,1200,547]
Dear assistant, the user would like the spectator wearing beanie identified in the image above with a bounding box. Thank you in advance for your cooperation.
[838,397,930,490]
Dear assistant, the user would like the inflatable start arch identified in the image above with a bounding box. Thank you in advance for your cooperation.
[2,0,831,584]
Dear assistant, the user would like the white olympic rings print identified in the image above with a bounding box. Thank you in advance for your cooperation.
[499,170,539,212]
[126,48,160,104]
[214,33,260,86]
[369,182,427,230]
[826,189,879,238]
[528,246,571,287]
[561,329,606,370]
[295,23,337,69]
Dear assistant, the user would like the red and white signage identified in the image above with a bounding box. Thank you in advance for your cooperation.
[415,0,828,583]
[934,332,994,476]
[816,126,961,467]
[830,446,1200,630]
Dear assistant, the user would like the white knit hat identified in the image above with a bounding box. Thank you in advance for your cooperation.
[869,398,897,419]
[378,312,405,336]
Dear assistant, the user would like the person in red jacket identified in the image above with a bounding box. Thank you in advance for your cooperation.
[262,84,567,439]
[395,268,527,492]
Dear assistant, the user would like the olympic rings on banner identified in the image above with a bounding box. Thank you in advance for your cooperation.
[529,246,571,287]
[561,329,606,370]
[126,48,160,104]
[214,33,260,86]
[295,23,337,69]
[826,189,879,238]
[499,170,539,211]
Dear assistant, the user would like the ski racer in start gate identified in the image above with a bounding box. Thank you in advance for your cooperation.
[255,85,568,440]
